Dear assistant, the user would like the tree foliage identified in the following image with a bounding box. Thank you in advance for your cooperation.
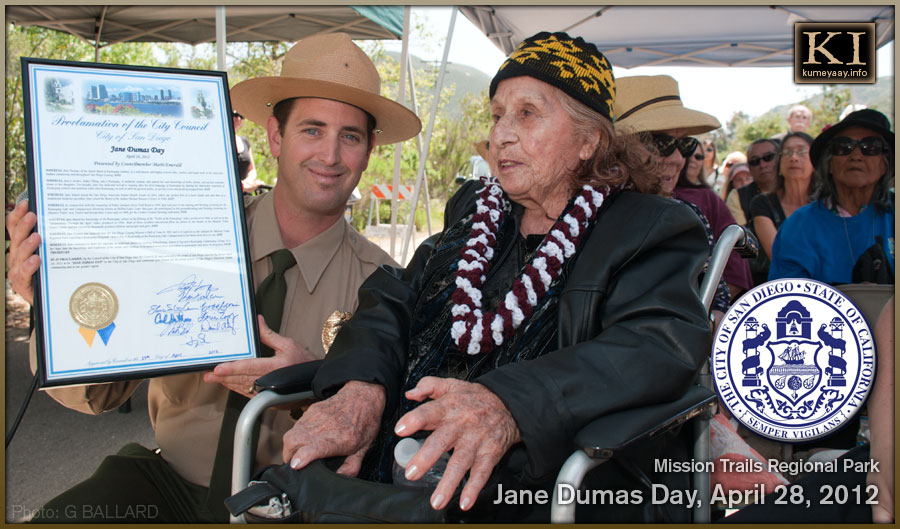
[5,22,492,232]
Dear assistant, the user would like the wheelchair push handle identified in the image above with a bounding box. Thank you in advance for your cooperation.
[730,224,759,259]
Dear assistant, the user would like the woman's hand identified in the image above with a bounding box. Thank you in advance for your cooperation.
[5,200,41,305]
[395,377,520,512]
[282,380,386,476]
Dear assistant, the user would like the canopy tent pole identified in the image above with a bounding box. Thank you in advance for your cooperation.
[215,6,226,72]
[406,52,433,236]
[401,7,457,263]
[388,7,411,258]
[93,6,108,62]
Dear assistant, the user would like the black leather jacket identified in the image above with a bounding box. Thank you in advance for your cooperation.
[313,182,711,519]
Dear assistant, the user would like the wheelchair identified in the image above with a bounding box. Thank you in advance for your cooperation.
[227,224,758,523]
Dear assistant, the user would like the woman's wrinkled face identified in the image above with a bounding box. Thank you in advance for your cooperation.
[829,126,888,196]
[651,129,687,196]
[779,136,813,183]
[489,77,598,207]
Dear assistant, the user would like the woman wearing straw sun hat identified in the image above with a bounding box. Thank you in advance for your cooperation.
[615,74,753,303]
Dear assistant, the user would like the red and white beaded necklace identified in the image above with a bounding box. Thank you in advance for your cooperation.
[451,176,609,355]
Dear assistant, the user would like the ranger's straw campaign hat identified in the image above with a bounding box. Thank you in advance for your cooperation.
[231,33,421,145]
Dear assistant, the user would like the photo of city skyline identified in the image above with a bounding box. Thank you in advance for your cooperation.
[83,81,183,117]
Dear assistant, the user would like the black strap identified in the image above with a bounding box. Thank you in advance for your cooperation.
[617,95,681,121]
[224,481,282,518]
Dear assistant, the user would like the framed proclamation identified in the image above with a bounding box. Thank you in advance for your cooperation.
[22,58,260,387]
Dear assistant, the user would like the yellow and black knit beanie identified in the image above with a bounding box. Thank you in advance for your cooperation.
[489,32,616,122]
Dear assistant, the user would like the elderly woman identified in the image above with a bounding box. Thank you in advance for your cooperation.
[750,132,815,259]
[769,109,894,284]
[613,75,752,301]
[279,32,710,521]
[610,76,729,324]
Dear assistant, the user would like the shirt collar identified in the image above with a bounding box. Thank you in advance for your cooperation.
[249,192,346,294]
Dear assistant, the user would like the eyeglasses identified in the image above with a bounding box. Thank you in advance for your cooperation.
[649,134,700,158]
[232,111,244,120]
[692,153,705,161]
[747,152,776,166]
[829,136,887,157]
[781,148,809,158]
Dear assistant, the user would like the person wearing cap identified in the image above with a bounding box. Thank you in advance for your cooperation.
[281,32,709,521]
[727,162,753,191]
[231,109,264,193]
[5,33,420,522]
[614,74,753,301]
[768,108,894,284]
[716,150,748,198]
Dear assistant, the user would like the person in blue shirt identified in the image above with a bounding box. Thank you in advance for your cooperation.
[769,109,894,284]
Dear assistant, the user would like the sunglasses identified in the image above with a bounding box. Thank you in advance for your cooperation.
[705,146,715,153]
[232,111,244,119]
[747,152,776,166]
[692,153,705,161]
[829,136,887,157]
[649,134,700,158]
[781,148,809,158]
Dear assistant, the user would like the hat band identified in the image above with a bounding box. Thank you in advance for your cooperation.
[618,95,682,121]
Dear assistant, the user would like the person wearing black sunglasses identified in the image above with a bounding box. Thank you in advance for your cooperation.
[769,108,894,285]
[725,138,780,228]
[614,74,753,323]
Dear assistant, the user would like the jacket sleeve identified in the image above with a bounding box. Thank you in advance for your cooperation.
[312,181,480,413]
[28,334,142,414]
[476,198,712,481]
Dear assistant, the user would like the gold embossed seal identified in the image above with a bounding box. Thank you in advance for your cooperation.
[69,282,119,330]
[321,310,352,354]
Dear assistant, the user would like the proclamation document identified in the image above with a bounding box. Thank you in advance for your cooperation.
[22,58,258,387]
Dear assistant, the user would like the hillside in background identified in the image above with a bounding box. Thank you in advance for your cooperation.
[767,76,894,125]
[382,50,491,117]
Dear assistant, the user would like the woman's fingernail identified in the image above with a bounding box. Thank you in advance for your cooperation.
[405,465,418,480]
[394,423,406,434]
[460,497,471,510]
[431,494,444,510]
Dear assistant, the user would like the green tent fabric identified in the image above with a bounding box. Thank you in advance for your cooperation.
[351,6,404,39]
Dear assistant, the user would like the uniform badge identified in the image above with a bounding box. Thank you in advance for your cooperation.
[711,279,876,442]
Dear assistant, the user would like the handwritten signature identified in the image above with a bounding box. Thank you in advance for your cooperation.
[157,274,224,303]
[186,333,210,348]
[150,275,240,344]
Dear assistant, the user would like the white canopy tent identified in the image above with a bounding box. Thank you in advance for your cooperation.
[459,5,894,68]
[6,5,450,260]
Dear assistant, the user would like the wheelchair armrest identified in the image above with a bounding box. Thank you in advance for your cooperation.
[253,359,323,395]
[575,385,716,460]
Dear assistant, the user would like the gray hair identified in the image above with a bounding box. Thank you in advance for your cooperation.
[811,146,894,212]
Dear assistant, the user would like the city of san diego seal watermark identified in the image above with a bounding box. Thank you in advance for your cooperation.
[711,278,876,442]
